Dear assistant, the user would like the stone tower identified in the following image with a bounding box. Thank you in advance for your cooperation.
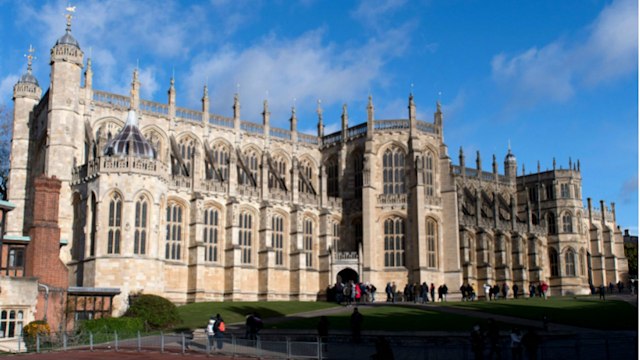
[47,11,84,251]
[7,46,42,236]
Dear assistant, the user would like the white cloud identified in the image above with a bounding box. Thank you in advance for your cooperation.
[491,0,637,106]
[185,26,411,126]
[0,74,19,105]
[351,0,408,30]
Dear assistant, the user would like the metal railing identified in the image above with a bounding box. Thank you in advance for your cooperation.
[5,330,636,360]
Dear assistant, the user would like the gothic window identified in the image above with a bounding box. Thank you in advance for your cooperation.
[573,184,580,199]
[562,212,573,233]
[353,151,364,199]
[203,208,220,262]
[89,193,97,257]
[180,138,195,176]
[384,217,405,267]
[532,213,539,225]
[545,183,554,200]
[269,156,287,191]
[72,193,85,261]
[272,215,284,266]
[528,187,538,202]
[332,221,340,252]
[565,249,576,276]
[0,310,24,338]
[425,152,435,197]
[143,130,163,162]
[546,212,556,235]
[326,158,339,197]
[353,217,363,249]
[134,196,149,255]
[165,202,184,261]
[239,212,253,264]
[427,219,437,268]
[238,149,259,186]
[298,160,315,194]
[107,193,122,254]
[383,147,406,194]
[212,143,230,181]
[549,248,559,276]
[304,219,314,267]
[579,249,585,276]
[561,183,570,199]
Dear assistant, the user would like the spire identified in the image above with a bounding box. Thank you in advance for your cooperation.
[476,150,482,172]
[26,44,35,74]
[434,100,443,128]
[84,57,92,89]
[316,99,324,138]
[233,92,240,119]
[65,5,75,32]
[202,84,210,124]
[408,92,416,120]
[552,157,556,170]
[492,154,497,174]
[168,75,176,119]
[367,95,374,139]
[17,45,39,87]
[262,99,270,126]
[290,105,297,133]
[537,160,541,173]
[55,5,80,49]
[130,67,140,110]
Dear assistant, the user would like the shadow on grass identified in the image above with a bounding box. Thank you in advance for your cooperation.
[449,297,637,330]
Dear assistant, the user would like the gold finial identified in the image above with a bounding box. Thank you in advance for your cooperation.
[24,44,36,73]
[65,4,76,31]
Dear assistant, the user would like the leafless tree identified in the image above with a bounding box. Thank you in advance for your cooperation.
[0,104,12,199]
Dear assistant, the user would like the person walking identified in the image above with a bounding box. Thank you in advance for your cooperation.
[213,313,225,350]
[430,283,435,303]
[350,307,364,343]
[484,283,491,301]
[385,282,392,302]
[599,284,606,300]
[512,283,519,299]
[205,316,216,351]
[510,327,522,360]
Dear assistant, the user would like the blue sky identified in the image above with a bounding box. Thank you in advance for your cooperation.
[0,0,637,232]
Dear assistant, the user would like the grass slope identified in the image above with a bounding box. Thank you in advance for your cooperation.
[448,297,637,330]
[269,305,509,332]
[177,301,338,330]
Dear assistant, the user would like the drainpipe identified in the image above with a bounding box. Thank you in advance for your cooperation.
[37,283,49,322]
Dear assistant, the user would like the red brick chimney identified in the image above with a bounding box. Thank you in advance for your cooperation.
[25,175,68,288]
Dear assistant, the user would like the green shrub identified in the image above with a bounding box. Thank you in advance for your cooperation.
[77,317,144,335]
[124,294,180,330]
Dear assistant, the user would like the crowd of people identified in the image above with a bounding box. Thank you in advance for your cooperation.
[382,282,451,303]
[326,280,378,305]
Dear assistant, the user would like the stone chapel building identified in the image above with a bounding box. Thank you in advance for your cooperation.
[5,18,628,317]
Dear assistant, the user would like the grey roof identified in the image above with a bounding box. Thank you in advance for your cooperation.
[55,29,80,48]
[505,149,517,163]
[18,71,39,86]
[103,109,156,159]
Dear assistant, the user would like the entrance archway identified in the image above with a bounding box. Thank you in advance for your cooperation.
[337,267,359,284]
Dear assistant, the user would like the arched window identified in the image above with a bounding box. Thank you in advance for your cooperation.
[427,219,437,268]
[353,151,364,199]
[549,248,559,276]
[562,212,573,233]
[272,215,284,266]
[134,196,149,255]
[298,160,315,194]
[332,221,340,252]
[383,147,406,194]
[72,193,85,260]
[165,202,184,260]
[565,249,576,276]
[238,149,259,186]
[326,158,339,197]
[212,143,230,181]
[425,152,434,197]
[269,156,287,191]
[239,212,253,264]
[545,183,554,200]
[304,219,314,267]
[203,208,220,262]
[107,193,122,254]
[561,183,571,198]
[180,138,195,176]
[384,217,405,267]
[546,212,556,235]
[89,193,97,257]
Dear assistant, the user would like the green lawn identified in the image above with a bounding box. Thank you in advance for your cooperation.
[177,301,339,330]
[447,297,638,330]
[268,305,509,332]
